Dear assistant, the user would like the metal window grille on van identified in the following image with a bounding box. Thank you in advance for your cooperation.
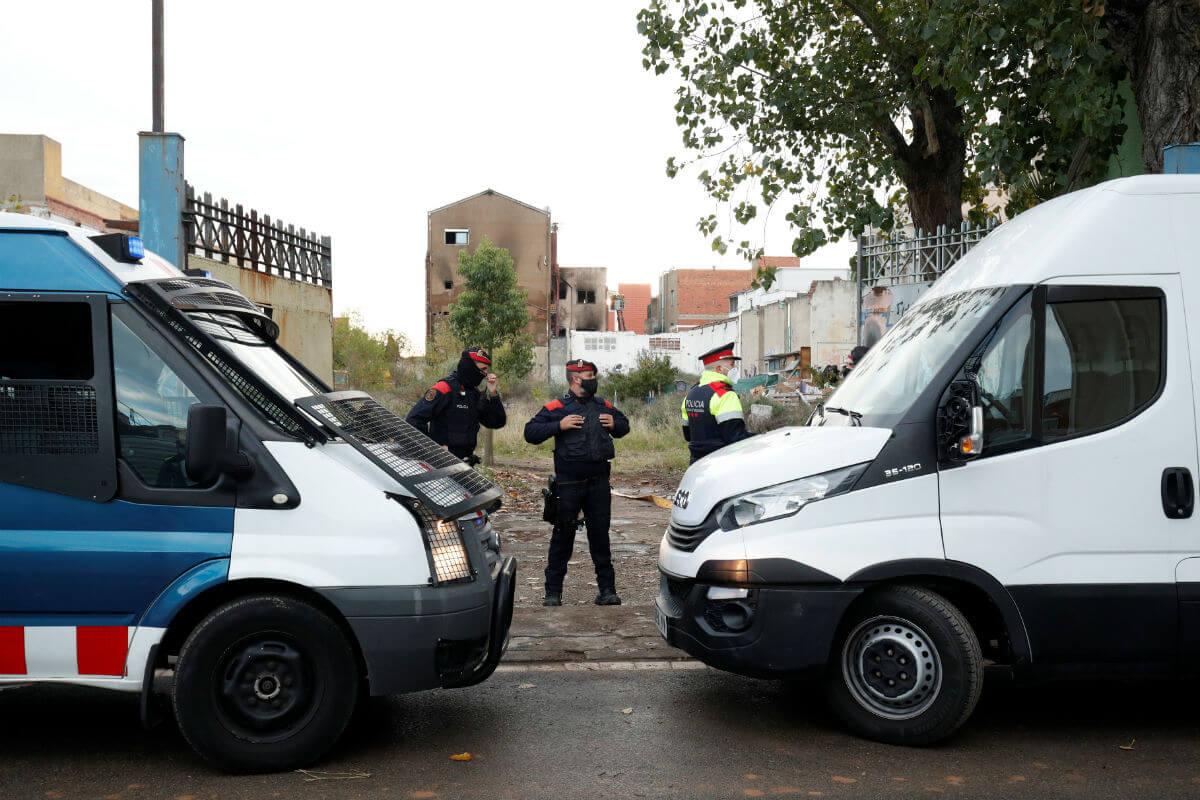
[296,391,503,521]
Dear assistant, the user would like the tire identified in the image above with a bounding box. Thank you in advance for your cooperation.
[172,594,358,773]
[824,585,983,746]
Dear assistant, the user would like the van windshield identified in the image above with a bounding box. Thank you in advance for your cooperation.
[818,287,1006,428]
[187,311,323,402]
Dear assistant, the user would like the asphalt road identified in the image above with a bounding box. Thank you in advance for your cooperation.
[1,666,1198,800]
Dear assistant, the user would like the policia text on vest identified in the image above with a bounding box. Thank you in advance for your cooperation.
[682,342,751,463]
[524,359,630,607]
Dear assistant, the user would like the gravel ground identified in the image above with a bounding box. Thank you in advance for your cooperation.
[484,456,688,662]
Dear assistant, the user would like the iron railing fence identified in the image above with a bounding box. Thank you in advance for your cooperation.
[183,184,332,287]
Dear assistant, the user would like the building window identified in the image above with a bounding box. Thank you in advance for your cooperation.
[558,282,567,300]
[577,289,596,304]
[444,229,469,246]
[729,298,738,313]
[444,280,454,290]
[583,335,617,352]
[649,336,680,351]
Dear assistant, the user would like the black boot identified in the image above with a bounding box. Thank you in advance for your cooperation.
[543,592,562,607]
[595,588,621,606]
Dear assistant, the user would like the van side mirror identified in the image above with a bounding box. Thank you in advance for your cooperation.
[938,383,984,461]
[186,404,253,485]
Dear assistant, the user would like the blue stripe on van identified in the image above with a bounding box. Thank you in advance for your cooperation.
[0,481,233,621]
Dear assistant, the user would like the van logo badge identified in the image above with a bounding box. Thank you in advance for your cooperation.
[884,463,922,479]
[674,489,690,509]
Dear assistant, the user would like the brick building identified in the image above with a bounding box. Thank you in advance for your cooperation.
[609,282,651,332]
[647,267,753,333]
[426,189,555,360]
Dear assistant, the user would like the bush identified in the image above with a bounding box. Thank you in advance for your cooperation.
[606,351,679,402]
[333,313,407,392]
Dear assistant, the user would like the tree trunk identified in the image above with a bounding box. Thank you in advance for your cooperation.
[1105,0,1200,172]
[899,89,967,234]
[483,428,494,467]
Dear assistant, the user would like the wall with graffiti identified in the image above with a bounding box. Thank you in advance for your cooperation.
[860,283,930,347]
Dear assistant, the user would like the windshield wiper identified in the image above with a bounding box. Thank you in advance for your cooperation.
[823,406,863,426]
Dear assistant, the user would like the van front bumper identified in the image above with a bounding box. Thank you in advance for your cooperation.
[318,555,516,695]
[655,568,861,679]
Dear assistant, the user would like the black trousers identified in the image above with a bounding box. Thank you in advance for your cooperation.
[544,475,614,593]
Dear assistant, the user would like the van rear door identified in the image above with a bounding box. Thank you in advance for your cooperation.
[938,277,1195,674]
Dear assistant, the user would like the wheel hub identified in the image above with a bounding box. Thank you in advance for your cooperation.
[842,616,942,720]
[215,637,318,743]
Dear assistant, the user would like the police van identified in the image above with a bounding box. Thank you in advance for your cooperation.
[656,174,1200,744]
[0,214,516,772]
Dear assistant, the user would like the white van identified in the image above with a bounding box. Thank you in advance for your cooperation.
[656,175,1200,744]
[0,214,515,771]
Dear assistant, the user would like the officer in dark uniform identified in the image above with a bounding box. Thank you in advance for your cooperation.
[682,342,751,463]
[524,358,630,607]
[406,347,506,464]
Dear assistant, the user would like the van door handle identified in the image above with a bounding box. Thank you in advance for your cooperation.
[1161,467,1194,519]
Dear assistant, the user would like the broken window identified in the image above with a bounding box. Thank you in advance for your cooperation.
[444,229,469,246]
[444,280,454,290]
[577,290,596,304]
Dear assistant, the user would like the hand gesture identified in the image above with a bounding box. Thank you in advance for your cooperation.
[559,414,585,431]
[598,413,614,429]
[486,373,499,396]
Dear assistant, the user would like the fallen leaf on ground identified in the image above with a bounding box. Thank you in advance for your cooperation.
[1119,739,1136,751]
[831,776,856,784]
[450,753,472,762]
[620,707,633,714]
[517,683,535,689]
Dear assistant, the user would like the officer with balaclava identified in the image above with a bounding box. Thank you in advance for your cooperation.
[682,342,751,463]
[524,358,630,607]
[407,347,505,464]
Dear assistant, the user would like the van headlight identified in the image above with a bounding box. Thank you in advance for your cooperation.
[400,497,475,584]
[715,463,868,531]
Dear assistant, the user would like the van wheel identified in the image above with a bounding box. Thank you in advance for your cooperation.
[824,585,982,745]
[172,595,358,773]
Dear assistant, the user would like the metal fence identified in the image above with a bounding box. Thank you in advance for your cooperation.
[856,220,998,345]
[183,184,332,287]
[857,220,998,288]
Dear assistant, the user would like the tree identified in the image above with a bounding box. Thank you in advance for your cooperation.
[638,0,1125,262]
[333,313,408,392]
[606,351,680,402]
[449,237,532,465]
[1101,0,1200,172]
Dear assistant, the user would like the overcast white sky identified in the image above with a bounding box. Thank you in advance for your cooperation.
[2,0,850,349]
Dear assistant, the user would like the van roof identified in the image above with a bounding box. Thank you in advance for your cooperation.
[0,212,181,292]
[922,174,1197,302]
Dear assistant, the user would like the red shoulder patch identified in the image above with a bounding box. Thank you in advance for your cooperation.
[433,381,452,394]
[708,381,729,396]
[604,399,613,408]
[544,399,564,411]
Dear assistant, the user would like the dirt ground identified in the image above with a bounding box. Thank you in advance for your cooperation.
[483,456,689,663]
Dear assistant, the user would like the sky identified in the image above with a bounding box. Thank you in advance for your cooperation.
[1,0,850,350]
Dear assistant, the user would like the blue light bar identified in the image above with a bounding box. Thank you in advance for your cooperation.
[126,236,145,260]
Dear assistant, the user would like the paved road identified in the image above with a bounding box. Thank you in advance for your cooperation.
[1,666,1198,799]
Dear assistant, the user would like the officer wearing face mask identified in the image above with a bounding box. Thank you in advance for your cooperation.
[406,347,505,464]
[682,342,751,463]
[524,359,630,607]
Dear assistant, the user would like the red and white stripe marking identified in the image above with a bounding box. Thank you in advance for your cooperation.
[0,626,134,677]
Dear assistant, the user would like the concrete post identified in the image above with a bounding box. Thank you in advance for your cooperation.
[138,132,185,267]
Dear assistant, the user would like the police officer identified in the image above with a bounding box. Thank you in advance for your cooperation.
[682,342,751,463]
[524,359,630,607]
[406,347,506,464]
